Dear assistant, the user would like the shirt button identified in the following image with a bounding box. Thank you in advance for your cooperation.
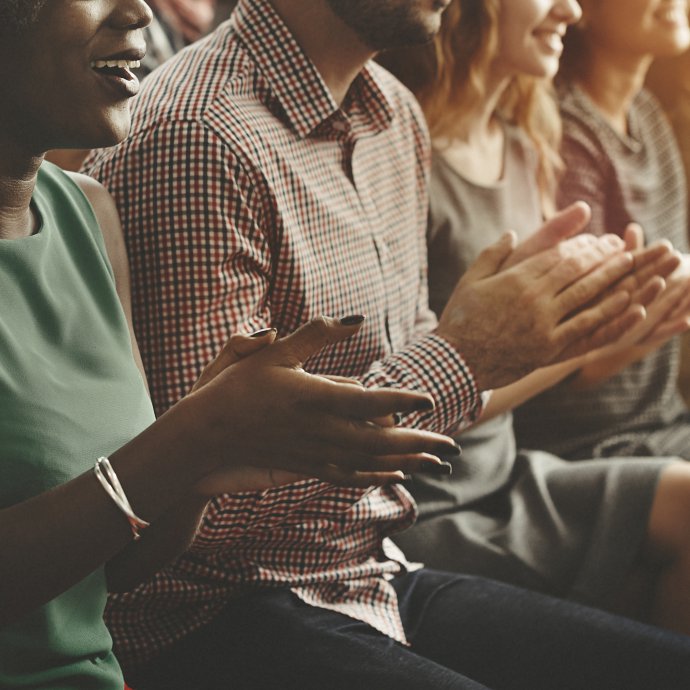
[332,121,349,133]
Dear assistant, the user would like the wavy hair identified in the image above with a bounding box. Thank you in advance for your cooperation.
[380,0,562,211]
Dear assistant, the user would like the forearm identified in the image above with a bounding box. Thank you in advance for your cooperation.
[477,357,586,424]
[0,397,219,625]
[569,343,655,390]
[105,493,209,593]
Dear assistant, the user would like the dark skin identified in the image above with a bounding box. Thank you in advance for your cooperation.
[0,0,461,626]
[0,0,680,631]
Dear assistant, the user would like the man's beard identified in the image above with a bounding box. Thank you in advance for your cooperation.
[324,0,441,51]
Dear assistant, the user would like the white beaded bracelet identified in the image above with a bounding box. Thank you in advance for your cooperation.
[94,456,150,540]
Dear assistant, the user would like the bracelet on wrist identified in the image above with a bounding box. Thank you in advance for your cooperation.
[94,456,150,540]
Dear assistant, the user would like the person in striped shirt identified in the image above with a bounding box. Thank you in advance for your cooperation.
[85,0,690,688]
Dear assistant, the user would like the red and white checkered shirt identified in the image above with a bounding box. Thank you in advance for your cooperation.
[84,0,482,667]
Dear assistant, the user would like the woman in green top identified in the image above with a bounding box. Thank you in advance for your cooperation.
[0,1,459,687]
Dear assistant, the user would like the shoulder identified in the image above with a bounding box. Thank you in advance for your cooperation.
[555,85,612,174]
[67,173,121,233]
[66,173,128,282]
[633,88,676,140]
[130,23,247,129]
[368,61,430,150]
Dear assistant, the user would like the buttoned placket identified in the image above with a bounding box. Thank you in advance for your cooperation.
[346,119,400,357]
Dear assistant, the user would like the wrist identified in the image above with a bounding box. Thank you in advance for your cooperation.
[171,388,227,477]
[108,393,225,521]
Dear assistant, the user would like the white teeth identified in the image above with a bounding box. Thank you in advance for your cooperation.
[90,59,141,69]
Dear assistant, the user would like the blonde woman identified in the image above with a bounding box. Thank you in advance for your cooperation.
[383,0,690,637]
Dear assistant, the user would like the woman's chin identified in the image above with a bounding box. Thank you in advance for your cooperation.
[79,119,132,151]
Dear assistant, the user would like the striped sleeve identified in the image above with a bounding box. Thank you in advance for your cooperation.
[87,119,277,415]
[362,333,482,434]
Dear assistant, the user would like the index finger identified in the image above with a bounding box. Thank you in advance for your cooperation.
[516,233,623,286]
[304,378,436,419]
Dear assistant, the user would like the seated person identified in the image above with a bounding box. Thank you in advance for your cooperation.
[647,49,690,400]
[0,0,460,686]
[382,0,690,637]
[84,0,690,688]
[514,1,690,460]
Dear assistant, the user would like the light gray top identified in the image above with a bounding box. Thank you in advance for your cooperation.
[417,123,543,513]
[514,85,690,459]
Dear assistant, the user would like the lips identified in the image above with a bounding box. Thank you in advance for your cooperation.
[532,28,565,55]
[90,51,145,99]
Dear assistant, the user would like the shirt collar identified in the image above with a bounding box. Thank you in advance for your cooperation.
[232,0,394,139]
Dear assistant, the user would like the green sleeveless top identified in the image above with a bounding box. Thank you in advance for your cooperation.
[0,162,156,688]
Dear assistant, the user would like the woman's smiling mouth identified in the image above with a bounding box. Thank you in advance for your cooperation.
[90,57,143,98]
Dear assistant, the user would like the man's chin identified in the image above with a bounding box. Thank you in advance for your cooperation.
[368,23,440,52]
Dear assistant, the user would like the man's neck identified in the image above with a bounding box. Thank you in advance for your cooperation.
[268,0,374,106]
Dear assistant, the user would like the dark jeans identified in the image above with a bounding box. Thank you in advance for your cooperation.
[128,570,690,690]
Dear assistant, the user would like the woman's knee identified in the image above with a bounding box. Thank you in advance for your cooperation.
[646,461,690,561]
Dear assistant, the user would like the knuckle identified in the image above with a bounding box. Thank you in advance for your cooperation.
[563,253,588,275]
[527,308,549,336]
[311,315,331,337]
[503,272,526,296]
[568,280,593,307]
[541,328,560,353]
[520,283,538,304]
[553,242,570,261]
[368,428,388,457]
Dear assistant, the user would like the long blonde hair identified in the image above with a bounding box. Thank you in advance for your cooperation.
[380,0,562,210]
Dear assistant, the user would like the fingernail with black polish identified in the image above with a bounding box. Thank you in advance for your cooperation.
[434,442,461,457]
[413,397,435,412]
[339,314,366,326]
[393,412,403,426]
[250,327,277,338]
[418,460,453,476]
[391,473,413,484]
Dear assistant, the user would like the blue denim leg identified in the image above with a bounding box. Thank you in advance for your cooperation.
[129,569,690,690]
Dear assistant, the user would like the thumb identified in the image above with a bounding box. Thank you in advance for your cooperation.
[270,315,365,367]
[623,222,645,251]
[192,328,277,391]
[462,232,517,282]
[503,201,591,270]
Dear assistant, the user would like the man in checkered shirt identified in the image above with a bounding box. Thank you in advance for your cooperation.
[83,0,690,688]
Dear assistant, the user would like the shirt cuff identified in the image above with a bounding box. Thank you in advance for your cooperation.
[382,333,483,434]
